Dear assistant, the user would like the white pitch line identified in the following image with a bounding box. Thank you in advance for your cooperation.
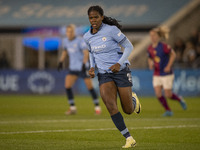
[0,125,199,135]
[0,119,110,124]
[0,118,200,124]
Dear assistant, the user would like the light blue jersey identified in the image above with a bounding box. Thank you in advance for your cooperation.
[63,37,88,71]
[83,23,130,73]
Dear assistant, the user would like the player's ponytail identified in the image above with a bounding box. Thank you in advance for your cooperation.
[102,16,122,30]
[152,26,170,40]
[87,5,122,30]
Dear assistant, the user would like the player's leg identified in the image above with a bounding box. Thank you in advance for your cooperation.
[116,87,139,148]
[100,81,136,148]
[154,85,170,111]
[154,86,171,111]
[117,87,140,115]
[153,75,172,116]
[65,74,78,115]
[113,67,141,115]
[84,78,101,114]
[100,82,131,137]
[154,85,173,116]
[117,87,134,114]
[163,75,187,110]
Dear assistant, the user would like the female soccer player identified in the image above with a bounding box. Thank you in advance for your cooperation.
[83,5,141,148]
[58,24,101,115]
[147,26,187,117]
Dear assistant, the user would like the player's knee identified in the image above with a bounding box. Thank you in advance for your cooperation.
[155,93,162,98]
[104,101,118,115]
[165,93,172,99]
[86,85,93,90]
[65,85,71,89]
[107,105,118,115]
[123,107,134,115]
[122,104,134,115]
[123,109,133,115]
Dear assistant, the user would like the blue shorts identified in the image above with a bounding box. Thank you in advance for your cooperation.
[97,67,133,87]
[69,69,90,78]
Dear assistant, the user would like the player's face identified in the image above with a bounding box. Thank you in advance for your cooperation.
[66,27,75,40]
[88,11,104,31]
[150,31,160,43]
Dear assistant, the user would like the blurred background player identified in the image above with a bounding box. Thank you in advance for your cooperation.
[84,6,141,148]
[58,24,101,115]
[147,26,187,117]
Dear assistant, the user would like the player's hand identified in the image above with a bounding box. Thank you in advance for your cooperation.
[149,63,154,70]
[148,60,154,70]
[164,65,171,73]
[57,62,63,72]
[109,63,121,73]
[89,67,95,78]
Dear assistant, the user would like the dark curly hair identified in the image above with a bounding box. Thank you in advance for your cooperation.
[87,5,122,30]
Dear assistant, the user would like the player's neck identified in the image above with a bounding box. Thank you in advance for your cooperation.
[92,28,98,34]
[152,42,159,48]
[68,36,76,41]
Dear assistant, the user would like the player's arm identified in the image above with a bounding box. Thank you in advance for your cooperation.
[109,38,133,73]
[148,58,154,70]
[108,26,133,73]
[83,38,95,78]
[59,50,67,63]
[82,49,89,72]
[164,49,176,73]
[57,50,68,71]
[83,50,89,64]
[88,52,95,78]
[81,39,90,72]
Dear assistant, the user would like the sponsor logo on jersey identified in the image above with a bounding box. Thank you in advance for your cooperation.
[91,45,106,52]
[117,31,122,37]
[154,56,160,63]
[68,48,76,53]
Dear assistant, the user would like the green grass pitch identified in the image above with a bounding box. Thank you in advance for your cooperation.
[0,95,200,150]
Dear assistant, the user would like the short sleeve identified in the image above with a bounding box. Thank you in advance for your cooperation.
[111,26,126,44]
[163,43,172,54]
[80,39,88,51]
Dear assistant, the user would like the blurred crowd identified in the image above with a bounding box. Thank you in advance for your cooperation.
[173,27,200,68]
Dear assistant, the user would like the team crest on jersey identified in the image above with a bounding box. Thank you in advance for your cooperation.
[154,56,160,63]
[153,50,157,54]
[102,37,107,41]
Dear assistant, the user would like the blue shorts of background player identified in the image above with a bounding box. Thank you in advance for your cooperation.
[69,66,90,79]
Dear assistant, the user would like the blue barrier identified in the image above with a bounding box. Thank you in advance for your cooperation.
[0,69,199,96]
